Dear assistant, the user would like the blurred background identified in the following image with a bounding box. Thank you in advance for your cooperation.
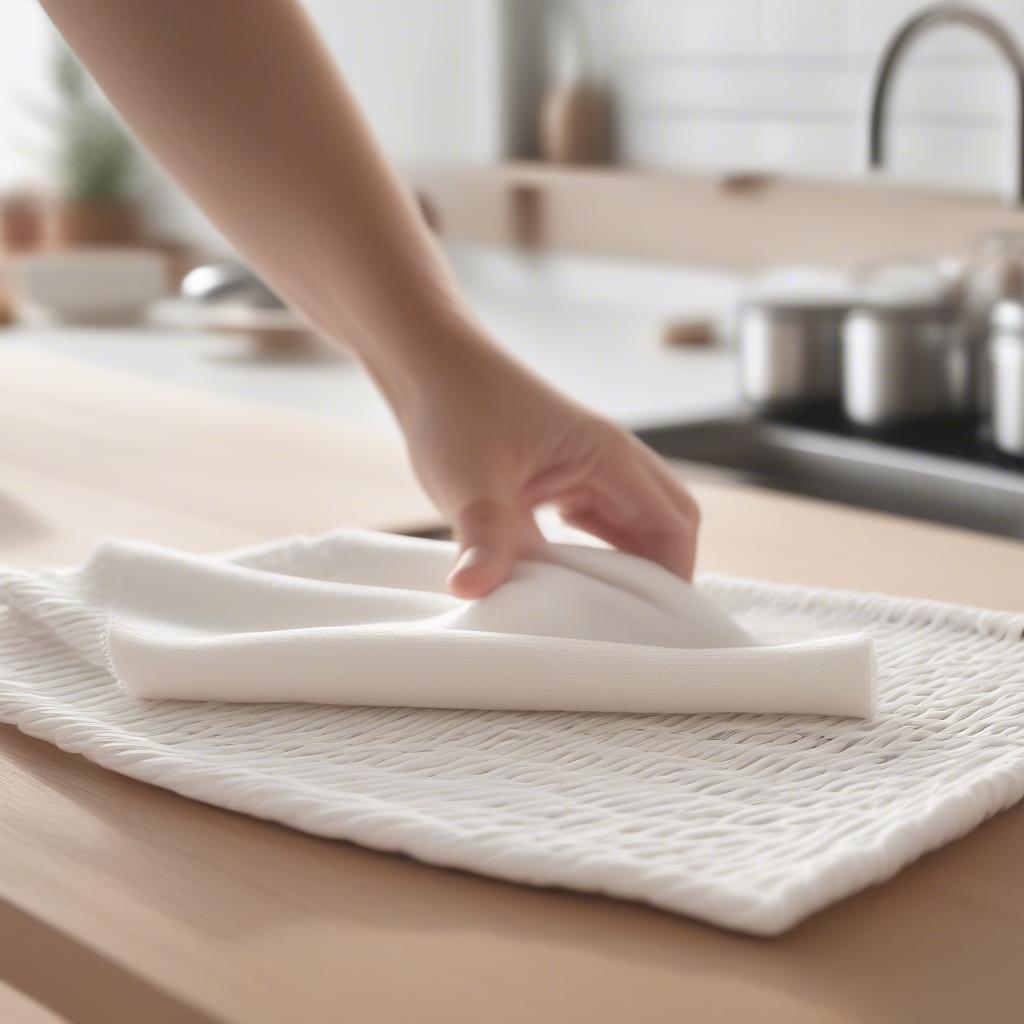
[1,0,1022,539]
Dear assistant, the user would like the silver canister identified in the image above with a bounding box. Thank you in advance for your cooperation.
[736,299,847,410]
[989,300,1024,456]
[842,300,976,428]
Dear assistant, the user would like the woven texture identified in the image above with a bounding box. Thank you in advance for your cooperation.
[1,531,1022,935]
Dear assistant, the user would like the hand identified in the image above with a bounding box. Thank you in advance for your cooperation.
[398,341,701,599]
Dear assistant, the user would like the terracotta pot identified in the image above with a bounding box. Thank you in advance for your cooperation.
[51,201,141,246]
[1,193,45,252]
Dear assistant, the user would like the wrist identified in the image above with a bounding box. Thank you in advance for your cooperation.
[360,314,512,428]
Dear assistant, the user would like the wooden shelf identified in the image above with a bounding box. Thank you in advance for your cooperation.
[407,161,1024,270]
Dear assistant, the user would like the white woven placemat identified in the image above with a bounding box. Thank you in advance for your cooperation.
[2,533,1022,935]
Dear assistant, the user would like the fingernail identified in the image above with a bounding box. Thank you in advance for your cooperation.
[451,546,488,579]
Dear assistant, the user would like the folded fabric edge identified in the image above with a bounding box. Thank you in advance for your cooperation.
[104,620,878,719]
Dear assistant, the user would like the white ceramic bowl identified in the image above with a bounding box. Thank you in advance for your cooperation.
[8,248,169,324]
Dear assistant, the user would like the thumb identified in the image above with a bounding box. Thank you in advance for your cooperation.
[448,498,521,599]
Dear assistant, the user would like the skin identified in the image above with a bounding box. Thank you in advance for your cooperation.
[39,0,700,598]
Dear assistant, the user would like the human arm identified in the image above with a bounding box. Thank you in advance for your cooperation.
[40,0,699,595]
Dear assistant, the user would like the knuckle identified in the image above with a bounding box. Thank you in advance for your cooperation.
[458,498,507,531]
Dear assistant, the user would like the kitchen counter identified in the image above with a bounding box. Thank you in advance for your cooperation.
[2,348,1023,1024]
[0,284,740,437]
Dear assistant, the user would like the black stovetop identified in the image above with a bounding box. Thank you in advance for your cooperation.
[762,408,1024,475]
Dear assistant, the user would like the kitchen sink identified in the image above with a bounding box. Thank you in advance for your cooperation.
[637,412,1024,540]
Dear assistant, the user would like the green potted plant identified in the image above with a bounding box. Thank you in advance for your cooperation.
[49,44,140,245]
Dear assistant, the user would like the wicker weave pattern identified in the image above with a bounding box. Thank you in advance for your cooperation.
[2,533,1022,935]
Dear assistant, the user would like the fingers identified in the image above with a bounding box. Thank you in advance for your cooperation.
[636,456,702,579]
[447,498,541,599]
[635,444,702,529]
[562,448,700,581]
[442,426,699,597]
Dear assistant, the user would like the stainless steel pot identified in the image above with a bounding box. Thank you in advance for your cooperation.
[736,299,846,409]
[842,301,975,428]
[989,300,1024,456]
[959,231,1024,416]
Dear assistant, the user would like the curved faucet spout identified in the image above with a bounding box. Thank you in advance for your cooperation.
[867,3,1024,202]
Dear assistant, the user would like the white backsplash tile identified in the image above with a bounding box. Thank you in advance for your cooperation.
[886,64,1016,120]
[605,0,760,58]
[885,121,1011,194]
[846,0,1024,60]
[759,120,858,177]
[758,0,849,55]
[615,63,862,117]
[616,115,760,171]
[592,0,1024,196]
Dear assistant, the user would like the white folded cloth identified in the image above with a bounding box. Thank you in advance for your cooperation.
[75,530,876,717]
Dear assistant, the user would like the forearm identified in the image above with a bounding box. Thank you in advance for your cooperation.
[40,0,490,415]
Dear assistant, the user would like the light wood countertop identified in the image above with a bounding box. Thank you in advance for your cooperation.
[1,349,1022,1024]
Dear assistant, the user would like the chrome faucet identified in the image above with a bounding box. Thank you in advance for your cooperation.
[867,3,1024,202]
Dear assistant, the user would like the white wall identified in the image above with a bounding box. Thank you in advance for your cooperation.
[0,0,55,190]
[593,0,1024,197]
[306,0,504,161]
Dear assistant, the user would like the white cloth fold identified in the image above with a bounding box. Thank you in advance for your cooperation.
[73,530,875,717]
